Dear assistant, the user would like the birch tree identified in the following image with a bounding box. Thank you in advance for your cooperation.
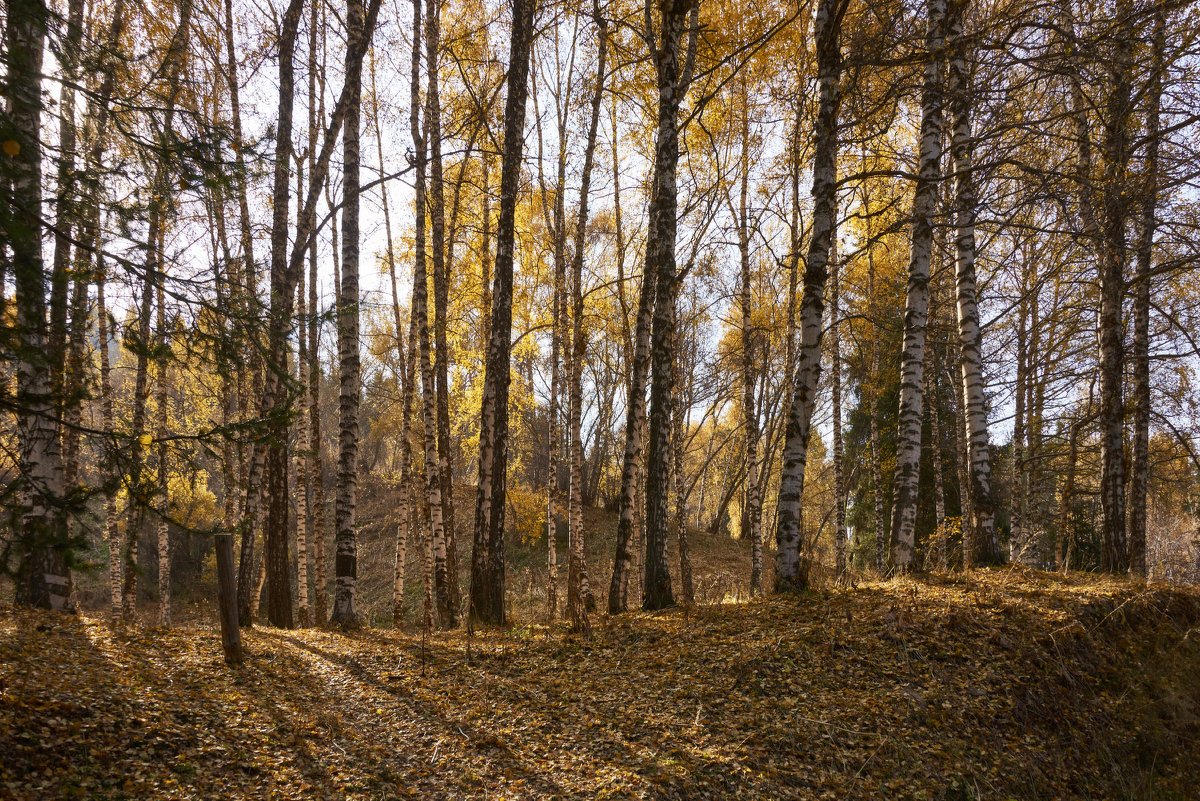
[775,0,843,591]
[469,0,537,626]
[6,0,71,610]
[944,0,996,565]
[889,0,944,573]
[642,0,700,611]
[566,6,607,634]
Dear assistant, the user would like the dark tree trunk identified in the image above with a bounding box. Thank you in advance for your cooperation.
[469,0,537,626]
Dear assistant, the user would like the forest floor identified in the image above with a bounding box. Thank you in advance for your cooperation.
[3,571,1200,800]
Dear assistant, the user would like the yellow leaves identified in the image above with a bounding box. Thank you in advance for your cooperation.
[2,139,19,157]
[139,433,153,447]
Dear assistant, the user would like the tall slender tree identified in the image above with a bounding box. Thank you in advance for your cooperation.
[469,0,537,626]
[889,0,944,573]
[642,0,699,611]
[775,0,842,591]
[945,0,996,565]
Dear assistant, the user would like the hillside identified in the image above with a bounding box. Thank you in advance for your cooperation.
[3,571,1199,799]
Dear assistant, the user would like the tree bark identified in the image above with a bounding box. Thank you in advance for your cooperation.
[408,0,452,629]
[257,0,306,630]
[1127,5,1164,579]
[7,0,71,610]
[330,0,367,629]
[889,0,943,574]
[469,0,537,626]
[775,0,840,592]
[945,0,997,565]
[643,0,699,611]
[1096,0,1134,574]
[425,0,460,624]
[566,10,607,633]
[830,241,846,579]
[155,277,171,626]
[735,90,764,594]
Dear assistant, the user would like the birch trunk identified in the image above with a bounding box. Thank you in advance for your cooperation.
[228,0,264,622]
[889,0,944,573]
[1127,6,1164,578]
[7,0,70,609]
[99,264,121,619]
[831,242,846,579]
[736,104,763,594]
[260,0,305,630]
[951,358,974,568]
[870,260,886,573]
[775,0,840,591]
[155,280,171,627]
[1011,295,1027,562]
[945,0,997,565]
[373,54,413,624]
[566,12,606,632]
[295,250,311,626]
[51,0,85,495]
[469,0,536,626]
[544,95,566,621]
[643,1,699,611]
[408,0,452,629]
[425,0,460,623]
[74,0,128,619]
[329,0,366,628]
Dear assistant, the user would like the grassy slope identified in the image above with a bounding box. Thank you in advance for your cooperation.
[2,570,1199,800]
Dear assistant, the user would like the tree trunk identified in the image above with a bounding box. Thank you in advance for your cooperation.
[643,1,699,612]
[607,59,646,613]
[373,53,414,625]
[831,241,846,579]
[155,278,171,627]
[330,0,366,628]
[73,0,128,619]
[566,11,607,632]
[295,242,311,627]
[945,0,997,565]
[425,0,460,624]
[672,336,693,605]
[1011,290,1028,562]
[735,97,764,595]
[1096,0,1134,574]
[7,0,70,610]
[869,256,886,573]
[775,0,840,592]
[469,0,536,626]
[927,351,947,569]
[98,264,121,619]
[225,0,265,625]
[408,0,452,629]
[889,0,943,574]
[51,0,85,498]
[1127,5,1164,579]
[542,81,566,622]
[258,0,306,630]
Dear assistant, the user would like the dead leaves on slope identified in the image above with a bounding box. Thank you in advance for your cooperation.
[1,571,1198,800]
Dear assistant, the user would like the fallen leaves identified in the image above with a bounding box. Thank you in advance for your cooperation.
[1,571,1198,799]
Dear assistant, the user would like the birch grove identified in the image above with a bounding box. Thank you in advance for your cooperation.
[4,0,1199,638]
